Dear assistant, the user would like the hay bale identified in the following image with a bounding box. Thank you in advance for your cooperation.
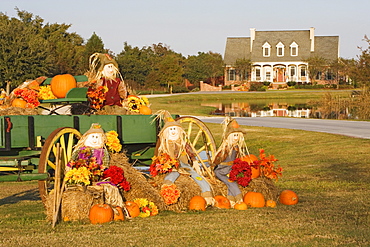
[0,107,38,116]
[45,186,103,222]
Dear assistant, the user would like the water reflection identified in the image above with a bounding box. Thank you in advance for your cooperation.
[206,102,312,118]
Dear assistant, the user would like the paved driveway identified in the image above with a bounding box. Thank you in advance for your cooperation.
[194,116,370,139]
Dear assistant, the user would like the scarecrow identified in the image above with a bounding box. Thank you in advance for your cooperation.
[212,117,249,207]
[87,53,128,114]
[154,111,214,206]
[67,123,125,208]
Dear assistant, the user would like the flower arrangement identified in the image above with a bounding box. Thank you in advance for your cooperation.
[258,149,283,180]
[87,84,108,110]
[64,167,91,185]
[38,85,56,100]
[13,88,40,108]
[149,153,180,177]
[102,165,131,192]
[133,198,158,217]
[105,130,122,153]
[229,158,252,187]
[160,184,181,205]
[126,95,150,113]
[66,147,104,183]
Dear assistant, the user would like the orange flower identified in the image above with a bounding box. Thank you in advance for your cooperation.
[160,184,181,205]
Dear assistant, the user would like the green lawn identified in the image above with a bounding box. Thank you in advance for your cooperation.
[0,90,368,246]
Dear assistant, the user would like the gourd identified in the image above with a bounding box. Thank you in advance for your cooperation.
[139,105,152,115]
[241,154,260,178]
[113,206,125,221]
[188,195,206,211]
[50,74,76,98]
[125,201,140,218]
[243,191,265,208]
[89,204,114,224]
[11,98,27,108]
[214,195,231,209]
[234,201,248,210]
[265,200,277,208]
[279,190,299,205]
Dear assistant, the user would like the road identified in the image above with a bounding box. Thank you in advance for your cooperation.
[194,116,370,139]
[144,91,369,139]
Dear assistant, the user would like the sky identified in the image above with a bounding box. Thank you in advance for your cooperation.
[2,0,370,59]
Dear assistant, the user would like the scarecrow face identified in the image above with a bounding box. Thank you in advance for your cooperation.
[227,132,241,145]
[102,63,116,79]
[84,133,104,148]
[167,126,180,141]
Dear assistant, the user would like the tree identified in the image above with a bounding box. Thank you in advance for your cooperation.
[83,32,105,71]
[116,42,153,90]
[234,58,252,81]
[185,52,224,87]
[354,35,370,87]
[304,55,327,83]
[0,10,53,89]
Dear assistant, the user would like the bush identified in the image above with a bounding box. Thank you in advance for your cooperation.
[287,81,296,87]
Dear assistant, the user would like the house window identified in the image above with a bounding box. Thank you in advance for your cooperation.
[255,67,261,80]
[300,66,307,76]
[262,42,271,57]
[290,66,296,77]
[228,69,236,81]
[276,42,284,57]
[290,42,298,56]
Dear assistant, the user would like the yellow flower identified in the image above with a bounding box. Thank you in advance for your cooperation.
[64,167,91,185]
[38,85,56,100]
[105,130,122,153]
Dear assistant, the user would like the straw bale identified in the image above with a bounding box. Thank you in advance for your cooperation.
[0,107,38,116]
[45,186,103,222]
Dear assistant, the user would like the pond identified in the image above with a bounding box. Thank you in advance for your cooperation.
[205,99,345,119]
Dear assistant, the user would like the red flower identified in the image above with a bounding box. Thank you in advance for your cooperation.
[103,165,131,192]
[229,158,252,187]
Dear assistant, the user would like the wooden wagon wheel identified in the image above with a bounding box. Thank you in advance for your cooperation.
[175,116,217,182]
[38,127,81,205]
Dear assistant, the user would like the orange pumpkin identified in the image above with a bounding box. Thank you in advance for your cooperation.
[89,204,114,224]
[125,201,140,218]
[189,195,206,211]
[50,74,76,98]
[234,201,248,210]
[214,195,231,209]
[265,200,277,208]
[113,206,125,221]
[11,98,27,108]
[139,105,152,115]
[279,190,299,205]
[243,192,265,208]
[241,154,260,179]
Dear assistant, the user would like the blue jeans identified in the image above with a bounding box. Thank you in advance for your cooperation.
[164,162,211,193]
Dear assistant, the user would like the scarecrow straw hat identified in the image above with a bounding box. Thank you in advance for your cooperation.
[222,117,246,140]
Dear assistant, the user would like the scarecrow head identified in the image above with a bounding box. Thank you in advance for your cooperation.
[78,123,107,149]
[155,110,187,157]
[88,53,119,80]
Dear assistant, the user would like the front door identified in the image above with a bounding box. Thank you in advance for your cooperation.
[277,68,285,82]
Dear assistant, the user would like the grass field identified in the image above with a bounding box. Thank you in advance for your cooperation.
[0,90,369,246]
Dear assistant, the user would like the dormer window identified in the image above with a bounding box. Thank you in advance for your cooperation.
[262,42,271,57]
[290,42,298,56]
[276,42,284,57]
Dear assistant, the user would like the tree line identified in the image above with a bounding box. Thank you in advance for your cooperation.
[1,9,369,93]
[0,9,224,93]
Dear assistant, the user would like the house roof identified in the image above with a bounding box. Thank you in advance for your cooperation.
[224,29,339,65]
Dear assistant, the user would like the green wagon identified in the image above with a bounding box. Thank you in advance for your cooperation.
[0,113,216,205]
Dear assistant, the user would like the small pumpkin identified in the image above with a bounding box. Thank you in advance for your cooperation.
[189,195,206,211]
[279,190,299,205]
[214,195,231,209]
[11,98,27,108]
[89,204,114,224]
[139,105,152,115]
[241,154,260,178]
[50,74,76,98]
[125,201,140,218]
[265,200,277,208]
[234,201,248,210]
[113,206,125,221]
[243,191,265,208]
